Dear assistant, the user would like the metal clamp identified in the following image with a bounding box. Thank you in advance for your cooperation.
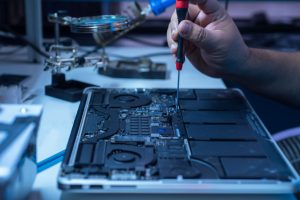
[44,45,106,73]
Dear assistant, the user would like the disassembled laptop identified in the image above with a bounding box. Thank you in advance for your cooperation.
[58,88,298,193]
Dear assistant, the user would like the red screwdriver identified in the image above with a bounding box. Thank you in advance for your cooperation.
[175,0,188,111]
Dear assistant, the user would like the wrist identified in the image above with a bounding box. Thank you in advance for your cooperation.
[225,47,254,81]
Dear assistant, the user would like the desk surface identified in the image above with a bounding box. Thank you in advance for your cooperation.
[0,47,296,200]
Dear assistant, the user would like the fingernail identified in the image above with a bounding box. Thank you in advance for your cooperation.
[180,22,191,36]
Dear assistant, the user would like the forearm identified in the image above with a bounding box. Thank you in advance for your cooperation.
[229,48,300,107]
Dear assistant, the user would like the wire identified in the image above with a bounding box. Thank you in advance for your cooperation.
[124,35,165,47]
[0,46,25,56]
[80,45,102,58]
[273,127,300,142]
[37,150,65,173]
[0,25,49,58]
[108,52,172,60]
[78,45,171,60]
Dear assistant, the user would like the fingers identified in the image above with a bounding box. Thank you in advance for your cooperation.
[199,0,222,15]
[167,27,178,54]
[194,11,215,27]
[191,0,226,25]
[167,2,222,54]
[178,20,217,51]
[167,13,179,54]
[190,0,223,15]
[186,4,202,22]
[170,10,178,24]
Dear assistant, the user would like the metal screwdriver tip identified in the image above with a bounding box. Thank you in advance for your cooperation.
[176,70,180,111]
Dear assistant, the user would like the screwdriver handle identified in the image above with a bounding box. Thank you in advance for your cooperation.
[176,0,188,9]
[176,36,184,70]
[175,0,188,70]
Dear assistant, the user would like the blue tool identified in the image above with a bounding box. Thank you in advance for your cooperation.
[149,0,176,16]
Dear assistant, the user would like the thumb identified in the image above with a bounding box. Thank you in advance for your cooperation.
[178,20,216,51]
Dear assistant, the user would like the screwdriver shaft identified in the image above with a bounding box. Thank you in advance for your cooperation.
[176,70,180,110]
[175,0,188,112]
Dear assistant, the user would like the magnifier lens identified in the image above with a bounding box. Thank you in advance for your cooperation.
[70,15,130,33]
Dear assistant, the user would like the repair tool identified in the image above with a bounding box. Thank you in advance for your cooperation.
[175,0,188,110]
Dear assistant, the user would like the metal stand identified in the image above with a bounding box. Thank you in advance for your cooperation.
[44,12,101,102]
[45,73,94,102]
[25,0,43,63]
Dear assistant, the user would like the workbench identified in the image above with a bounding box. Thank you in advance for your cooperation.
[0,46,296,200]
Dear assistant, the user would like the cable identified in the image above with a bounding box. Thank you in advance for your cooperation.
[79,45,102,58]
[124,35,165,47]
[0,46,25,56]
[78,45,171,60]
[273,127,300,142]
[0,25,49,58]
[37,150,65,173]
[108,52,172,60]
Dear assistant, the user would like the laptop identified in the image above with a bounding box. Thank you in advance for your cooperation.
[58,87,299,193]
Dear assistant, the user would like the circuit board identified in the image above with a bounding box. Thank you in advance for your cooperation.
[60,88,294,184]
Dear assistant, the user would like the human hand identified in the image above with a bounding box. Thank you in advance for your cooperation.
[167,0,250,78]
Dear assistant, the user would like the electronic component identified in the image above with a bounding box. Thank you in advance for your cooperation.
[58,88,297,193]
[98,59,167,79]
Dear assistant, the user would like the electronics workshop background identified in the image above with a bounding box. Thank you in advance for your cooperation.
[1,0,300,134]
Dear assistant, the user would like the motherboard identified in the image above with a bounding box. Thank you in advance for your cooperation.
[61,88,293,182]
